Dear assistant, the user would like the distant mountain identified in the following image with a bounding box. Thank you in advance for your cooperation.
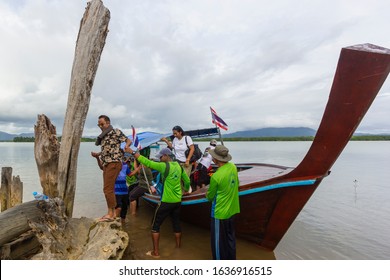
[0,131,15,141]
[224,127,317,138]
[0,131,35,141]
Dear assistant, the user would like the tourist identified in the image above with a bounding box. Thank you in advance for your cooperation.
[126,155,140,193]
[126,146,190,258]
[194,147,213,190]
[161,125,194,179]
[194,139,218,190]
[92,115,131,222]
[206,145,240,260]
[91,152,131,223]
[209,139,217,148]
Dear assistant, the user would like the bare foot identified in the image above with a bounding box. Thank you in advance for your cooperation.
[146,250,160,258]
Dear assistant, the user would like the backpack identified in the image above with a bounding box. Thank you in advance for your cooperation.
[184,136,203,163]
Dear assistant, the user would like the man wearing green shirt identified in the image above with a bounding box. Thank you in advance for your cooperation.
[127,147,190,258]
[206,145,240,260]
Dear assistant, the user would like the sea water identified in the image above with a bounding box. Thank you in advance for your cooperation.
[1,141,389,259]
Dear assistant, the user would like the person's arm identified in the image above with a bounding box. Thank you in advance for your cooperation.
[124,137,132,151]
[126,147,166,174]
[185,136,195,166]
[161,137,173,150]
[127,160,140,176]
[206,176,217,201]
[91,152,103,171]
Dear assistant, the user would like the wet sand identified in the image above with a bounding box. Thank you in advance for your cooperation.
[121,200,275,260]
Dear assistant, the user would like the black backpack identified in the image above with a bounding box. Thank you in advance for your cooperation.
[184,136,203,163]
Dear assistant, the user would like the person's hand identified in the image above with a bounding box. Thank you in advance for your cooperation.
[184,159,190,167]
[150,186,157,194]
[91,152,99,158]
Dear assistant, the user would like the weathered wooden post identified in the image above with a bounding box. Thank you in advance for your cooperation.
[0,167,12,212]
[10,175,23,209]
[1,167,23,212]
[34,114,60,198]
[57,0,110,217]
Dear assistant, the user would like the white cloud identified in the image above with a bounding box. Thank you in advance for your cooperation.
[1,0,390,135]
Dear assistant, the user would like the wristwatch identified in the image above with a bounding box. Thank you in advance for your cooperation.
[131,151,137,156]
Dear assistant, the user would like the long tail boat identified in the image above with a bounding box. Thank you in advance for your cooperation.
[143,43,390,251]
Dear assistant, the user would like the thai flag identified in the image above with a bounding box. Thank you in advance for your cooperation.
[131,125,142,150]
[210,107,228,131]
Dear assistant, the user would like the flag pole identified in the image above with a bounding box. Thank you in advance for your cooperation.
[141,165,152,194]
[215,124,224,145]
[210,106,226,145]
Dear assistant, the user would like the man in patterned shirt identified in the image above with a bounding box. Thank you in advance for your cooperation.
[92,115,131,222]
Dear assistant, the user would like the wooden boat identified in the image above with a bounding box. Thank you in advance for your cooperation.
[143,43,390,251]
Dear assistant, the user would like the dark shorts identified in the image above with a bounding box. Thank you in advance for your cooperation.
[210,216,236,260]
[151,201,182,233]
[129,186,147,202]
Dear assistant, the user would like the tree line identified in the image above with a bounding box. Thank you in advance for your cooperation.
[11,137,96,142]
[6,135,390,143]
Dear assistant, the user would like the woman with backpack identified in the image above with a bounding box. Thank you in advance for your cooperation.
[161,125,195,179]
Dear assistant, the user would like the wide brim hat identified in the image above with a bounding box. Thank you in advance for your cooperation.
[209,145,232,162]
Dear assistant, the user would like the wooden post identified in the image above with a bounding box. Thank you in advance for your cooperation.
[0,167,12,212]
[1,167,23,211]
[10,175,23,209]
[57,0,110,217]
[34,114,60,198]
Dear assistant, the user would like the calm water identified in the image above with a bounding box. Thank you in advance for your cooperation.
[1,141,389,259]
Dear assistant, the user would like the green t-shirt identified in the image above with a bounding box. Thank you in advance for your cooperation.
[206,162,240,219]
[126,162,138,187]
[137,155,190,203]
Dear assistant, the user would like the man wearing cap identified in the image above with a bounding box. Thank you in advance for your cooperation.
[126,146,190,258]
[206,145,240,260]
[209,139,218,147]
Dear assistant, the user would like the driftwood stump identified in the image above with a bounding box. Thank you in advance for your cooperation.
[58,0,110,217]
[0,200,42,246]
[28,198,128,260]
[0,198,128,260]
[34,114,60,197]
[0,167,23,212]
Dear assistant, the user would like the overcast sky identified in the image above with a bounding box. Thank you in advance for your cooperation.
[1,0,390,136]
